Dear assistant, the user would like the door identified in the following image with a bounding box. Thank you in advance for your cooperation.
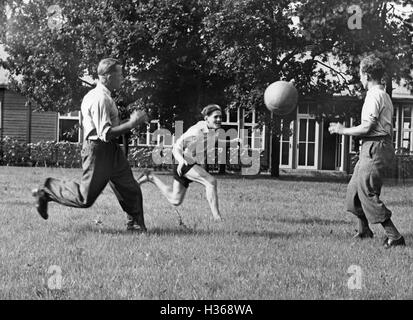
[297,117,319,169]
[321,120,344,171]
[335,134,345,171]
[279,120,293,168]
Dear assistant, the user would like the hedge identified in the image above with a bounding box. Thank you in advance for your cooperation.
[0,137,265,172]
[349,151,413,180]
[2,136,411,179]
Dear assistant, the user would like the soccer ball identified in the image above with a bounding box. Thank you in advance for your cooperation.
[264,81,298,115]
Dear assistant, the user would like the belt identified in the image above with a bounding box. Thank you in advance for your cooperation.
[361,135,390,142]
[86,138,118,145]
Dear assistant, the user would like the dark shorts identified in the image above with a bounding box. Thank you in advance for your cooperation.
[173,163,196,188]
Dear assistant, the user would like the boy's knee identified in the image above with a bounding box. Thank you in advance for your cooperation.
[82,199,94,208]
[170,197,183,206]
[206,177,217,188]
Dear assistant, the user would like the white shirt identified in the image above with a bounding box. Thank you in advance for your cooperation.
[361,85,393,137]
[81,82,120,142]
[173,121,219,163]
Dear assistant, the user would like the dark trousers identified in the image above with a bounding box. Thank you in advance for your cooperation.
[43,140,144,224]
[346,137,394,224]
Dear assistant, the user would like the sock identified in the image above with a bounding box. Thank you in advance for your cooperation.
[381,219,402,241]
[357,216,371,234]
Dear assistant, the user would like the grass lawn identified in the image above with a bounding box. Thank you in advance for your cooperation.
[0,166,412,300]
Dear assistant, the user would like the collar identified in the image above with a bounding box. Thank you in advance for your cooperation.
[368,84,385,91]
[200,121,213,133]
[96,82,113,96]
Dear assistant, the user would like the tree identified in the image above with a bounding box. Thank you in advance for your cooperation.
[200,0,352,175]
[296,0,412,99]
[1,0,411,175]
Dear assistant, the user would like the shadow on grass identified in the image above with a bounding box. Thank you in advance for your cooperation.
[384,199,413,208]
[76,224,296,239]
[143,170,351,184]
[399,232,413,246]
[277,217,352,226]
[150,227,296,239]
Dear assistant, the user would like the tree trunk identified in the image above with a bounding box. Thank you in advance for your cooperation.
[270,117,281,177]
[385,76,392,99]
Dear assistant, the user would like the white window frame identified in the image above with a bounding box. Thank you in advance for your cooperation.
[348,118,361,154]
[279,119,293,168]
[335,133,345,171]
[0,100,2,130]
[136,107,267,151]
[58,111,81,143]
[296,115,319,169]
[137,120,161,147]
[400,105,413,154]
[241,109,265,150]
[393,106,399,150]
[222,108,240,125]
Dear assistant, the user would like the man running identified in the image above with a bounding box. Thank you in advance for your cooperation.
[32,58,149,232]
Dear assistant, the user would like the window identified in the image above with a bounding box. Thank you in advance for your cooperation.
[136,120,173,147]
[58,111,80,143]
[298,102,316,115]
[393,106,399,150]
[222,108,239,125]
[400,105,413,153]
[243,109,253,124]
[242,109,264,150]
[348,118,361,154]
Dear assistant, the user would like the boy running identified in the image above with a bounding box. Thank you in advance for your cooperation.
[139,104,239,221]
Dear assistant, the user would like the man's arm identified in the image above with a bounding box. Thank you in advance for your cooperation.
[90,95,148,141]
[329,121,374,136]
[329,92,378,136]
[106,110,148,140]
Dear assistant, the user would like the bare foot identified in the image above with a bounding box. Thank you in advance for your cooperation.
[212,215,224,222]
[136,169,152,185]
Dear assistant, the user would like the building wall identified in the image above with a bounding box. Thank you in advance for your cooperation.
[0,88,59,143]
[31,112,58,143]
[0,87,4,137]
[2,90,28,142]
[271,97,413,173]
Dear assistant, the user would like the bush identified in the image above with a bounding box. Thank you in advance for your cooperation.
[0,137,268,173]
[394,153,413,182]
[0,136,31,166]
[349,149,413,180]
[0,137,82,167]
[128,145,174,170]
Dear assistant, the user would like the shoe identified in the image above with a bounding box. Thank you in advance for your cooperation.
[126,221,147,233]
[352,230,374,239]
[383,236,406,249]
[32,188,49,220]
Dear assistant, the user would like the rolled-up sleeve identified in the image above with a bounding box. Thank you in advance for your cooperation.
[91,97,113,142]
[361,92,380,125]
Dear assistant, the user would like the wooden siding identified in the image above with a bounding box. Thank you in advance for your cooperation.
[31,112,58,143]
[1,89,58,143]
[2,90,28,142]
[0,88,4,132]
